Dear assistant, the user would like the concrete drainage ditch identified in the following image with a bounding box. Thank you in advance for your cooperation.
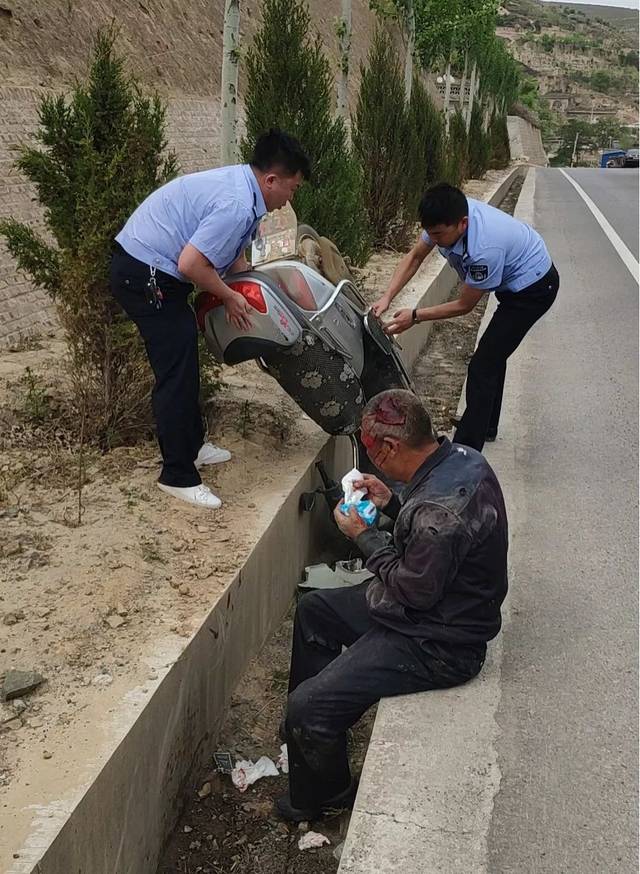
[155,170,528,874]
[4,166,526,874]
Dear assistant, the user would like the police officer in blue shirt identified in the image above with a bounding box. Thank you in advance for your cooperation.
[376,183,559,451]
[111,129,310,508]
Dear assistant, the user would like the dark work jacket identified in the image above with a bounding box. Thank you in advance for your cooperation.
[356,437,508,647]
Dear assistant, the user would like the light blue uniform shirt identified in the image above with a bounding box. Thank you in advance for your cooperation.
[115,164,267,281]
[421,197,552,293]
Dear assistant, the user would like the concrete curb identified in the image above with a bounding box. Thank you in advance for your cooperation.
[338,166,534,874]
[6,165,525,874]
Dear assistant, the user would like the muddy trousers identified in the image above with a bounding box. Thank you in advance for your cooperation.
[110,246,204,487]
[285,582,485,811]
[453,264,559,452]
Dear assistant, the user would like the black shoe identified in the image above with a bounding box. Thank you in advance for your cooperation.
[275,778,359,822]
[485,431,497,442]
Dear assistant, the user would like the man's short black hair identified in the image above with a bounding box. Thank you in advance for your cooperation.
[250,129,311,180]
[418,183,468,228]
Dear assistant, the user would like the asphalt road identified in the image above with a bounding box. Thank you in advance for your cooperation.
[485,168,638,873]
[562,168,639,259]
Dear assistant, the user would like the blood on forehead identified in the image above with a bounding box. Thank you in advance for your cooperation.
[360,429,377,450]
[361,397,406,441]
[374,396,406,426]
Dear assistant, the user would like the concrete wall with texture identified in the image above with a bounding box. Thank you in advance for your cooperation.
[0,0,400,346]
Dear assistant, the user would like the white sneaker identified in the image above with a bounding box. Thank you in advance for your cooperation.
[195,442,232,468]
[157,482,222,509]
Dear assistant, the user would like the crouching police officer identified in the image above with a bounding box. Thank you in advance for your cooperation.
[111,130,311,509]
[374,183,559,452]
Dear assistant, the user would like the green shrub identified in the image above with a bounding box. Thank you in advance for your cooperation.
[0,29,179,448]
[489,113,511,170]
[468,105,491,179]
[442,111,469,187]
[241,0,370,265]
[405,77,444,218]
[352,29,414,249]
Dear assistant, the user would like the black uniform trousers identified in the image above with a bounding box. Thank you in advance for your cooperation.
[454,264,559,452]
[285,582,485,811]
[110,245,204,487]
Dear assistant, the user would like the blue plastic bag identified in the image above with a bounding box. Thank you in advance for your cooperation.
[339,499,378,527]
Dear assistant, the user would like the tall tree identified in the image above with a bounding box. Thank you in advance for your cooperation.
[353,28,413,247]
[242,0,370,264]
[403,0,416,102]
[336,0,352,125]
[0,29,178,445]
[221,0,241,164]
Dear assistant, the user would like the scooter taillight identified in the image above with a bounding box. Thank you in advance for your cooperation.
[228,280,268,314]
[195,292,221,331]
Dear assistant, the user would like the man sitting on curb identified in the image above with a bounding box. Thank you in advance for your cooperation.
[276,389,509,821]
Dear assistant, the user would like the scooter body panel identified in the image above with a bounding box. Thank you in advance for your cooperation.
[194,220,414,436]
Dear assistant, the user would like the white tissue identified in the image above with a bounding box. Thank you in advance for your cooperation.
[341,467,367,504]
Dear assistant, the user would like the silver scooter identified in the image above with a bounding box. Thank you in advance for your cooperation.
[195,205,413,442]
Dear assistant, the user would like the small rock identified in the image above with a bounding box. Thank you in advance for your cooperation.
[178,584,191,597]
[11,699,27,715]
[28,551,48,570]
[2,670,45,701]
[241,799,272,817]
[247,503,256,509]
[333,841,345,861]
[183,825,193,833]
[0,703,18,724]
[3,612,20,626]
[36,607,52,619]
[196,526,208,534]
[27,717,44,729]
[189,840,201,850]
[197,782,212,799]
[297,821,309,832]
[42,750,52,759]
[91,673,113,687]
[116,604,128,617]
[105,615,126,630]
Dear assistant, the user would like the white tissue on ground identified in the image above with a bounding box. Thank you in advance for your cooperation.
[298,831,331,850]
[276,743,289,774]
[231,755,279,792]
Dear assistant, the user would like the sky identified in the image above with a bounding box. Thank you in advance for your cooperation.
[543,0,639,9]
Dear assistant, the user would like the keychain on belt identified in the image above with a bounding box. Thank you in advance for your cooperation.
[145,266,163,310]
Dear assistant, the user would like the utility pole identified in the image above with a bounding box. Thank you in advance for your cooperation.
[571,131,579,167]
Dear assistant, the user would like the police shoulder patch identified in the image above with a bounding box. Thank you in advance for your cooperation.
[469,263,489,282]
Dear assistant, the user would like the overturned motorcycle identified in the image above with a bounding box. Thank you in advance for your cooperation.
[195,205,413,513]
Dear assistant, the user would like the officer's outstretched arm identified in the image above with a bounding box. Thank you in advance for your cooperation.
[385,284,484,335]
[371,236,434,317]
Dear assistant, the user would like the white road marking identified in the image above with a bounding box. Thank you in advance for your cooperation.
[559,168,639,284]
